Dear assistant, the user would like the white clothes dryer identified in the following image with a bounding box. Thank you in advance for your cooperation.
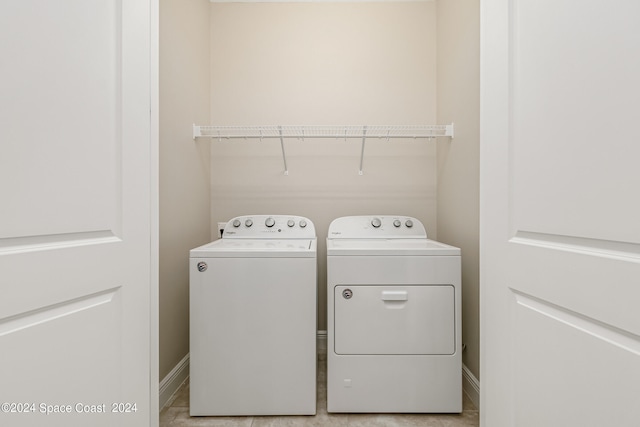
[190,215,317,416]
[326,216,461,413]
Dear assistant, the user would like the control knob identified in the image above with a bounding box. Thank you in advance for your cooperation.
[245,219,253,227]
[287,219,295,227]
[232,219,241,228]
[405,219,413,228]
[371,218,382,228]
[299,220,307,228]
[265,217,276,228]
[393,220,401,228]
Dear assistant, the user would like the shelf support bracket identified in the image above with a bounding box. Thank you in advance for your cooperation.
[278,126,289,175]
[359,126,367,175]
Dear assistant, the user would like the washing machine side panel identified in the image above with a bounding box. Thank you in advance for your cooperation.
[190,256,317,416]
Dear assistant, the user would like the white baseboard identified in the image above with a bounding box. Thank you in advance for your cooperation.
[159,353,189,410]
[462,363,480,408]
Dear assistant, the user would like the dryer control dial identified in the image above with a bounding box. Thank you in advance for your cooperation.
[371,218,382,228]
[232,219,241,228]
[265,217,276,228]
[299,220,307,228]
[245,219,253,227]
[405,219,413,228]
[393,220,401,228]
[287,219,295,227]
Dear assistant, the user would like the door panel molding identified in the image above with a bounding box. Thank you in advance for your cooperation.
[513,289,640,356]
[507,0,640,245]
[510,231,640,263]
[0,231,121,255]
[512,290,640,427]
[0,287,119,337]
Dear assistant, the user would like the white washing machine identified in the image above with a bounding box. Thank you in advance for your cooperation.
[189,215,317,416]
[326,215,461,413]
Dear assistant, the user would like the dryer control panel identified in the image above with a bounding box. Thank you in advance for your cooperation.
[328,216,426,239]
[223,215,316,238]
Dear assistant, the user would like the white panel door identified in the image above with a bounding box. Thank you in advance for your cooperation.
[0,1,156,426]
[480,1,640,426]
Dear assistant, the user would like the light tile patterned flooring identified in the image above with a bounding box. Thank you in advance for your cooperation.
[161,354,479,427]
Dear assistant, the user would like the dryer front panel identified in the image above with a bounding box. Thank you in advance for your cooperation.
[333,285,455,355]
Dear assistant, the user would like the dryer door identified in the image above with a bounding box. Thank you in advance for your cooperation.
[334,285,455,355]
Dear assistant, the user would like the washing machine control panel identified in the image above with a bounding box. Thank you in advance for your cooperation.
[328,216,427,239]
[223,215,316,238]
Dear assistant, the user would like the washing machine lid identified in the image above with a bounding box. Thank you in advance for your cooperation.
[326,238,459,256]
[191,238,317,258]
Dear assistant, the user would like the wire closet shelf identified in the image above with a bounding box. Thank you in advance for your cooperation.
[192,124,454,175]
[193,124,454,140]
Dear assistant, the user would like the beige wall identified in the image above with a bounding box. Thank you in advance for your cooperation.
[436,0,480,382]
[209,1,438,331]
[159,0,211,380]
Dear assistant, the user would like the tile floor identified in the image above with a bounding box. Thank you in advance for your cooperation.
[160,353,479,427]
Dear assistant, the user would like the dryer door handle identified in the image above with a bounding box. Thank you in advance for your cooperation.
[381,290,408,301]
